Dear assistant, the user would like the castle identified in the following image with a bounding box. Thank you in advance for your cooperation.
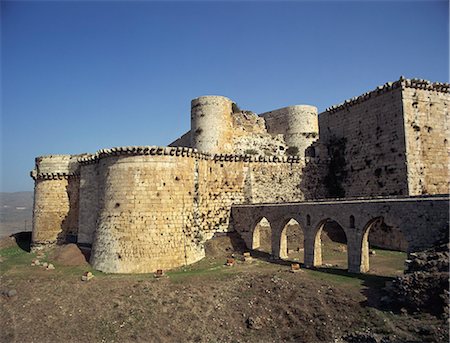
[30,77,449,273]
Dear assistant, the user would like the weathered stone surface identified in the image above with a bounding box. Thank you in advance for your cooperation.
[30,77,449,274]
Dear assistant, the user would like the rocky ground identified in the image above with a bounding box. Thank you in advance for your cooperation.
[0,234,448,343]
[382,243,449,319]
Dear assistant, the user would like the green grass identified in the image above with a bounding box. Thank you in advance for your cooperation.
[166,258,238,282]
[0,244,36,274]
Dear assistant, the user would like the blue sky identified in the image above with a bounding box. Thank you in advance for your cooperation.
[1,0,448,192]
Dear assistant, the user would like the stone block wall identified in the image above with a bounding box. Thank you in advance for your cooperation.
[30,77,449,272]
[71,148,324,273]
[191,96,234,154]
[86,150,203,274]
[260,105,319,156]
[249,161,304,203]
[319,83,409,197]
[77,163,99,245]
[402,83,450,195]
[31,155,81,247]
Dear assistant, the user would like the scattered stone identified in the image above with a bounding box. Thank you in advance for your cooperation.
[243,252,251,258]
[370,250,376,255]
[81,271,94,281]
[382,243,449,318]
[6,289,17,297]
[42,262,48,267]
[46,263,55,270]
[290,263,301,272]
[225,258,235,266]
[154,269,164,278]
[342,331,386,343]
[31,259,40,266]
[246,316,263,330]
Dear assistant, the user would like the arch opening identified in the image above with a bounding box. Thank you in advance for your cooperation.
[280,218,304,262]
[313,219,348,270]
[252,217,272,254]
[361,217,408,275]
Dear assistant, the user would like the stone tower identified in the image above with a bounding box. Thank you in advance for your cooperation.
[260,105,319,156]
[190,95,234,154]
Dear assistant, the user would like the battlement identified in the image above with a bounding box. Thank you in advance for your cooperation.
[76,146,307,165]
[30,77,449,273]
[325,77,449,114]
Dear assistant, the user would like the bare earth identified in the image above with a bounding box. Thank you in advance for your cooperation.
[0,235,448,343]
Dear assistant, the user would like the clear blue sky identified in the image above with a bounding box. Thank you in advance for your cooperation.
[1,0,448,192]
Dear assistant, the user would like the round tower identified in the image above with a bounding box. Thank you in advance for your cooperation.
[190,95,233,154]
[31,155,80,249]
[283,105,319,155]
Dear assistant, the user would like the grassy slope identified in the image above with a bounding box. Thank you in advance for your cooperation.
[0,239,447,343]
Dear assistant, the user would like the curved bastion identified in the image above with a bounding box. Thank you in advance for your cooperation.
[84,150,206,273]
[32,146,310,273]
[30,77,450,273]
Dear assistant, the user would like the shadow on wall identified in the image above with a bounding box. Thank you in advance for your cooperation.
[298,148,329,200]
[57,178,80,245]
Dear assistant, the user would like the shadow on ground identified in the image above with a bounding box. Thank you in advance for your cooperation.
[250,248,394,311]
[11,231,32,252]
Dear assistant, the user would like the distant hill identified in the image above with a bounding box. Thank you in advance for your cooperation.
[0,192,33,238]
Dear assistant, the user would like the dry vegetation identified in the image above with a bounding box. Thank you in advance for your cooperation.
[0,234,448,343]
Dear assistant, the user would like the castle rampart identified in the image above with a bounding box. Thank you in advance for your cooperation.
[65,146,323,273]
[30,77,449,273]
[318,77,449,198]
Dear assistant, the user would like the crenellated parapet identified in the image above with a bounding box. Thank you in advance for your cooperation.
[29,76,448,272]
[78,146,210,165]
[77,145,306,165]
[30,170,79,180]
[326,77,449,114]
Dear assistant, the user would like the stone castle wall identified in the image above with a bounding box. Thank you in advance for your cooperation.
[87,152,202,274]
[77,163,99,245]
[319,85,409,197]
[30,77,449,272]
[402,83,450,195]
[70,147,323,273]
[31,155,82,247]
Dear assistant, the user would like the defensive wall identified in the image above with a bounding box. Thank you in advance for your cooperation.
[319,77,449,198]
[30,77,449,273]
[32,147,326,273]
[231,195,450,273]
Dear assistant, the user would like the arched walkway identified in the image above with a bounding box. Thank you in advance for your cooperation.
[313,219,348,269]
[360,217,408,274]
[252,217,272,254]
[231,195,448,274]
[279,218,304,261]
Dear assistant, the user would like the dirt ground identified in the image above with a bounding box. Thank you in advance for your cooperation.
[0,234,448,343]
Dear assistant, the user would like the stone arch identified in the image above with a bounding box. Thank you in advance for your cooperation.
[252,217,272,253]
[312,218,348,269]
[279,218,304,260]
[360,216,408,273]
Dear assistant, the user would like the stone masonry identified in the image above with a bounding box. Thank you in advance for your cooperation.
[31,77,449,273]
